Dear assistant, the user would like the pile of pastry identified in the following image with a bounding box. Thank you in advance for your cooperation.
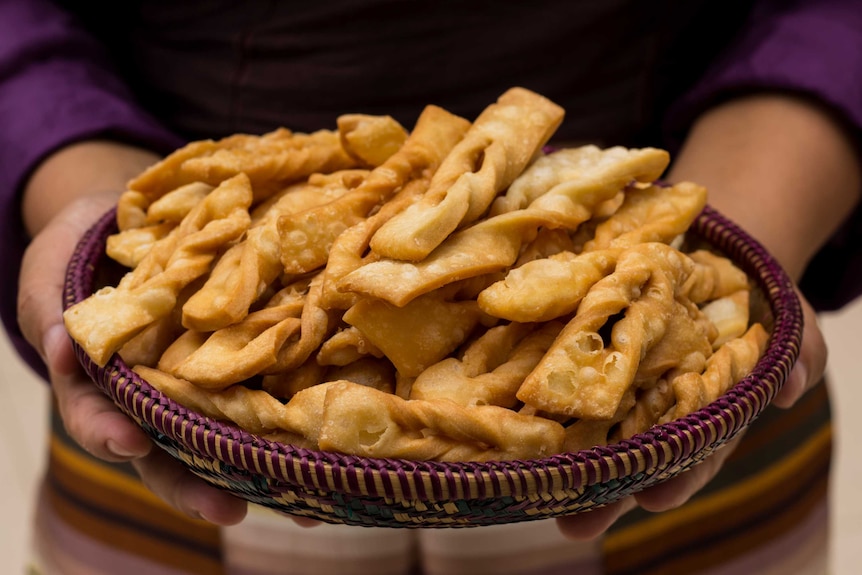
[64,87,767,462]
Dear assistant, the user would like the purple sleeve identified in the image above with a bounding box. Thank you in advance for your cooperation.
[0,0,184,378]
[665,0,862,311]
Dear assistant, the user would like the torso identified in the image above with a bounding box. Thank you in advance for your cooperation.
[67,0,753,146]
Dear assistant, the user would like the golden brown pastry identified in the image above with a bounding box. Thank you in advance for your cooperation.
[64,87,770,463]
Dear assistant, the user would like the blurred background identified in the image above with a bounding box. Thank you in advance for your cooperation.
[2,297,861,573]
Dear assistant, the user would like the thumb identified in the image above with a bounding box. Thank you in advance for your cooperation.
[17,194,116,368]
[772,290,826,408]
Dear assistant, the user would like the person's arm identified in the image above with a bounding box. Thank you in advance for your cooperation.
[662,0,862,303]
[0,0,245,525]
[0,0,182,372]
[557,0,862,538]
[18,141,246,525]
[667,92,860,405]
[671,94,860,281]
[662,0,862,407]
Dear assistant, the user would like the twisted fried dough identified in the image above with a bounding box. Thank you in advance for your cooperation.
[340,148,672,307]
[318,380,566,462]
[410,321,563,408]
[64,174,253,366]
[369,87,564,261]
[278,105,470,274]
[516,243,696,419]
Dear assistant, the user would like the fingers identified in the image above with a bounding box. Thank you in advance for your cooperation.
[49,341,153,461]
[635,433,743,512]
[132,448,248,525]
[45,299,151,462]
[19,192,247,526]
[557,434,744,540]
[274,512,323,528]
[19,193,150,462]
[556,497,638,540]
[49,309,246,525]
[773,290,827,409]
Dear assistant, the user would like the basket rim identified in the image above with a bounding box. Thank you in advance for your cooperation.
[64,204,802,501]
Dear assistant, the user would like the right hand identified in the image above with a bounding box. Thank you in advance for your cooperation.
[17,142,248,525]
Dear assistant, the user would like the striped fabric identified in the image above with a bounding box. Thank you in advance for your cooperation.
[603,380,832,575]
[32,408,223,575]
[24,382,831,574]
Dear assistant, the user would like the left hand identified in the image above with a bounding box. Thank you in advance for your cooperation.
[18,140,250,526]
[555,287,827,539]
[555,93,854,539]
[19,190,249,525]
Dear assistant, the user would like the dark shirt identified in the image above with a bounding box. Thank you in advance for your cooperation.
[60,0,750,145]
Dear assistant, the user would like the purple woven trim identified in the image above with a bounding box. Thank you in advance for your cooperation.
[63,203,802,515]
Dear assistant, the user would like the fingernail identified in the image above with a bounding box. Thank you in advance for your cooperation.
[790,361,808,394]
[188,507,218,524]
[196,510,214,524]
[106,439,139,459]
[775,362,807,407]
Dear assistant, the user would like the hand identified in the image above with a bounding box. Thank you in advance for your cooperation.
[17,141,249,526]
[556,93,852,540]
[774,289,827,409]
[556,432,744,539]
[556,289,828,539]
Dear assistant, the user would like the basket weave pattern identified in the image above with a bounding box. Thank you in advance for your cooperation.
[63,205,802,527]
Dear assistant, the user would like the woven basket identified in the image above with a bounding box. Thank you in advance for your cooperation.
[63,205,802,528]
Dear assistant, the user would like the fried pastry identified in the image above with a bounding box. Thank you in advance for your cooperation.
[105,222,176,269]
[516,243,697,419]
[182,171,366,332]
[700,290,751,348]
[682,249,751,304]
[337,114,409,167]
[65,173,253,366]
[491,146,669,224]
[410,321,563,408]
[127,128,358,205]
[316,325,384,366]
[563,388,637,452]
[340,148,679,307]
[369,87,564,261]
[342,291,485,377]
[66,87,772,464]
[633,300,715,385]
[278,105,470,274]
[319,176,429,310]
[318,380,566,462]
[477,249,620,323]
[169,303,304,390]
[581,182,707,251]
[660,323,769,423]
[136,365,328,447]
